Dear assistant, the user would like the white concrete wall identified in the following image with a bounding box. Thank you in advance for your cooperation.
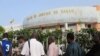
[23,7,97,28]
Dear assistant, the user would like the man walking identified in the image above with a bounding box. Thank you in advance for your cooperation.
[0,33,12,56]
[21,32,45,56]
[63,32,85,56]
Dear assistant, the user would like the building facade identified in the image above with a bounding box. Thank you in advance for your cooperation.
[23,6,100,31]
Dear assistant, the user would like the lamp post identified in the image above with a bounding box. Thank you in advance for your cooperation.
[10,19,14,31]
[9,19,16,44]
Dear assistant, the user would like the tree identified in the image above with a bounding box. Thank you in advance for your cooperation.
[0,26,5,40]
[0,26,5,33]
[75,28,97,52]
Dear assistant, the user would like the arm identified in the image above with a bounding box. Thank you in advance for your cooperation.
[0,45,3,56]
[41,44,45,56]
[8,47,12,56]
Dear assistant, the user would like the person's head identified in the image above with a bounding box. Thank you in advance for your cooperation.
[31,32,38,39]
[3,33,8,38]
[17,35,26,43]
[48,36,56,45]
[67,32,75,43]
[92,32,100,44]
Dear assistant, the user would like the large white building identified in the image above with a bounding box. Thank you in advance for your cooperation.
[23,6,100,31]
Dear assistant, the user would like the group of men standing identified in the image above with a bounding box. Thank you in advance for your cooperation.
[19,32,59,56]
[0,31,100,56]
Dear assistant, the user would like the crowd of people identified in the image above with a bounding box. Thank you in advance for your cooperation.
[0,31,100,56]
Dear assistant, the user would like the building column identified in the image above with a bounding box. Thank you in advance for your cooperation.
[81,23,85,29]
[65,23,68,30]
[76,23,85,31]
[94,23,100,31]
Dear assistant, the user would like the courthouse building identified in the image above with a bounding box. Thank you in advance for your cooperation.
[23,6,100,32]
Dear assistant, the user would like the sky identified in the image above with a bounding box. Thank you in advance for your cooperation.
[0,0,100,26]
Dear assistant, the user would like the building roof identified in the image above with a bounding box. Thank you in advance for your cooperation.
[23,6,100,28]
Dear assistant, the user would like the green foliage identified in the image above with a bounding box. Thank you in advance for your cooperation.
[35,29,62,44]
[76,28,97,50]
[0,26,5,40]
[0,26,5,34]
[76,32,93,49]
[51,29,62,44]
[6,27,98,51]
